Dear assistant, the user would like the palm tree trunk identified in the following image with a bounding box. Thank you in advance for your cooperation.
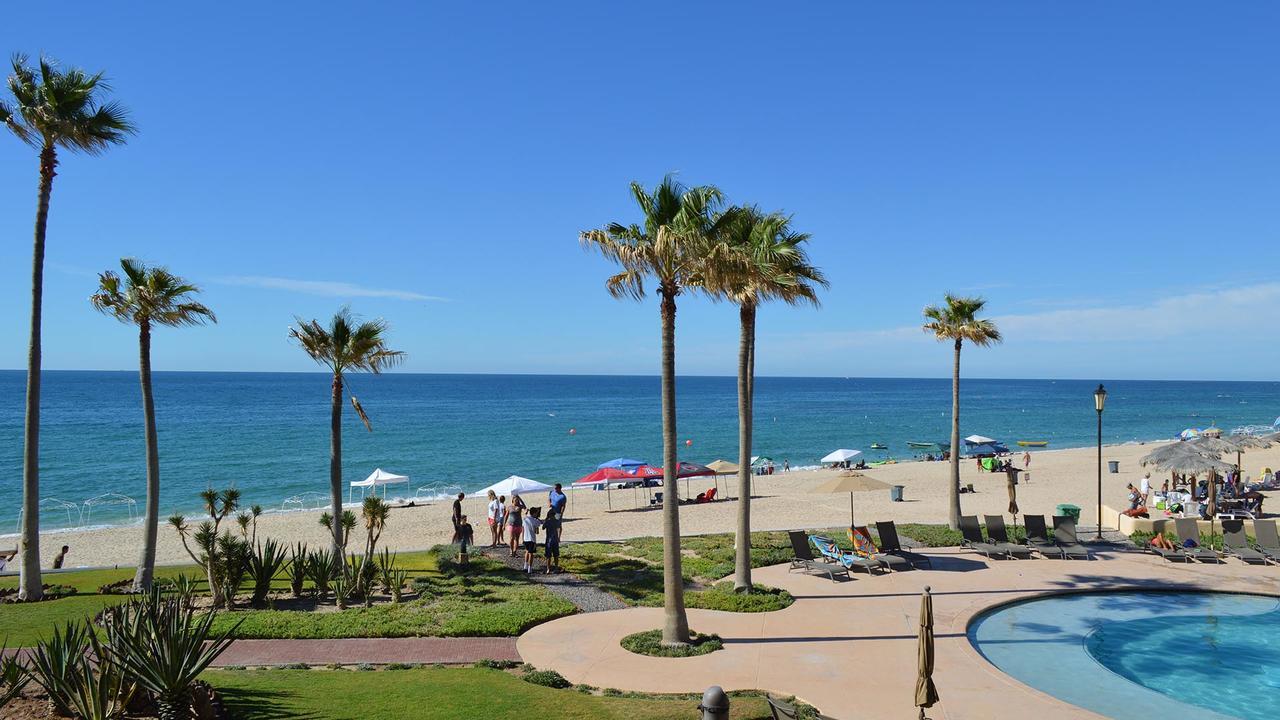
[733,302,756,592]
[133,319,160,591]
[948,339,963,531]
[659,287,690,646]
[19,144,57,602]
[329,373,344,560]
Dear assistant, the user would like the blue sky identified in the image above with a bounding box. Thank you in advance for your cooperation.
[1,3,1277,380]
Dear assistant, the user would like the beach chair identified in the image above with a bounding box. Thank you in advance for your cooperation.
[1251,519,1280,563]
[695,487,717,503]
[787,531,847,581]
[959,515,1008,559]
[767,697,836,720]
[849,526,911,571]
[1220,520,1270,565]
[1173,518,1222,563]
[1049,516,1092,560]
[810,535,882,575]
[874,521,933,568]
[1022,515,1064,558]
[982,515,1034,559]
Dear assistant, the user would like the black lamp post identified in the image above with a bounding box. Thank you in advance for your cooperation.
[1094,384,1107,540]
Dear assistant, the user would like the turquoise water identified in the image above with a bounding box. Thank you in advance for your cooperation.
[970,591,1280,720]
[2,371,1278,531]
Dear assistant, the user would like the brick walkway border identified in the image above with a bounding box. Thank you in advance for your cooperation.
[209,637,520,667]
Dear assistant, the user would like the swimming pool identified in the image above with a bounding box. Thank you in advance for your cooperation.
[968,591,1280,720]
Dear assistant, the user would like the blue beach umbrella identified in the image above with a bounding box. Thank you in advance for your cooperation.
[597,458,648,470]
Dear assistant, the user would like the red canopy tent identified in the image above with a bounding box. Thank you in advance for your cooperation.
[573,462,716,509]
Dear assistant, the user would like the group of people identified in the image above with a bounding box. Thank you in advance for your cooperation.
[465,484,568,574]
[1124,469,1267,520]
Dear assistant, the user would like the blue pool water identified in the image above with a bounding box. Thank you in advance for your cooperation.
[969,591,1280,720]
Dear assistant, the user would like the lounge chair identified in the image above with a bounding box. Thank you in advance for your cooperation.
[959,515,1008,558]
[767,697,836,720]
[787,531,848,581]
[1173,518,1222,563]
[1249,519,1280,563]
[849,526,912,571]
[1022,515,1064,558]
[875,521,933,568]
[810,535,882,575]
[1049,516,1092,560]
[695,487,717,503]
[1221,520,1270,565]
[982,515,1034,558]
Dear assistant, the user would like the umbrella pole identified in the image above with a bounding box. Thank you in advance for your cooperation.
[849,492,855,529]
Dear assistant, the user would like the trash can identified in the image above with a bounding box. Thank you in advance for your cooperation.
[1056,504,1082,523]
[1108,460,1119,474]
[891,485,905,502]
[699,686,730,719]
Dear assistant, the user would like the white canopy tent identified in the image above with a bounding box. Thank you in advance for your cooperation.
[964,435,996,445]
[470,475,553,499]
[349,468,411,502]
[821,449,863,464]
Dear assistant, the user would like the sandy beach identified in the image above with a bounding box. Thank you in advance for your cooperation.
[15,440,1280,570]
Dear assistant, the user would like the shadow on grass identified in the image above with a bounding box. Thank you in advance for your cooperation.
[217,686,323,720]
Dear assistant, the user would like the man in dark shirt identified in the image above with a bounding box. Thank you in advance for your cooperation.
[451,492,465,543]
[53,545,69,569]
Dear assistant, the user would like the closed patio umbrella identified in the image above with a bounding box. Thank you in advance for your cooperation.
[915,585,939,719]
[813,472,890,527]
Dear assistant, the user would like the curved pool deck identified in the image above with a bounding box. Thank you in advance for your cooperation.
[518,547,1280,720]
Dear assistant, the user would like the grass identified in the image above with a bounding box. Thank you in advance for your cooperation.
[206,667,774,719]
[0,594,129,646]
[621,629,724,658]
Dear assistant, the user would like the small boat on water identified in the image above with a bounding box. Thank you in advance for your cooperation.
[1017,440,1049,447]
[869,443,888,450]
[907,441,936,449]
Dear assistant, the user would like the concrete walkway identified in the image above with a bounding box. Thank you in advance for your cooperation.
[210,637,520,667]
[518,547,1280,720]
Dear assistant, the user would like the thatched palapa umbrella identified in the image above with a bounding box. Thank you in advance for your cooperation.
[915,585,939,719]
[1140,449,1234,545]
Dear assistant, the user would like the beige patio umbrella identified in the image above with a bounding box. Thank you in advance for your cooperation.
[915,585,939,719]
[813,472,890,527]
[706,459,739,498]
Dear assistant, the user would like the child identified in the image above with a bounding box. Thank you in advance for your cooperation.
[521,507,543,573]
[543,509,561,574]
[496,495,508,544]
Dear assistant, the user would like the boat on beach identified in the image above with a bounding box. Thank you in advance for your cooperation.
[1017,440,1049,447]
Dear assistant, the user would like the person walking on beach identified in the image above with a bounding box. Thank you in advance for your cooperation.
[52,545,69,570]
[507,493,525,557]
[521,506,543,573]
[450,492,465,543]
[543,508,561,574]
[486,490,502,547]
[783,459,789,472]
[1022,451,1031,468]
[548,483,567,519]
[496,495,508,544]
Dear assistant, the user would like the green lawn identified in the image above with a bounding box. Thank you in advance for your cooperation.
[207,668,774,720]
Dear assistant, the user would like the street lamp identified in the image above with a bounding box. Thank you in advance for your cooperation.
[1094,384,1107,540]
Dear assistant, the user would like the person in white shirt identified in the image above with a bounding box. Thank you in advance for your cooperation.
[486,490,502,548]
[521,507,543,573]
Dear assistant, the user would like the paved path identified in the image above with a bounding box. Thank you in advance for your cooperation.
[477,546,626,613]
[518,546,1280,720]
[209,637,520,667]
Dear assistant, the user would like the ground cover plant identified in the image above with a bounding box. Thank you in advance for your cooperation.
[621,629,723,657]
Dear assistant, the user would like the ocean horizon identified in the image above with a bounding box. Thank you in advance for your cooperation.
[3,370,1278,534]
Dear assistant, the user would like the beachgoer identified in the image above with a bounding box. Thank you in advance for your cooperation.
[548,483,567,519]
[53,544,69,570]
[1150,533,1176,551]
[450,492,465,543]
[1023,451,1031,468]
[507,494,525,557]
[1161,478,1170,495]
[1139,474,1152,504]
[496,495,508,543]
[543,509,561,574]
[783,459,790,472]
[0,547,15,572]
[521,507,543,573]
[456,515,474,552]
[1125,484,1141,511]
[486,490,502,547]
[976,457,983,472]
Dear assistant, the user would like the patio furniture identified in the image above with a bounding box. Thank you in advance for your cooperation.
[1173,518,1222,563]
[1049,515,1093,560]
[959,515,1008,559]
[849,526,912,571]
[768,697,836,720]
[1220,520,1270,565]
[1251,519,1280,562]
[1022,514,1065,558]
[982,515,1034,558]
[787,531,847,581]
[810,535,882,575]
[875,521,933,568]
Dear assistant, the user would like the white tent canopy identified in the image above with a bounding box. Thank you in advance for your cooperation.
[349,468,411,501]
[470,475,553,499]
[821,449,863,463]
[964,435,996,445]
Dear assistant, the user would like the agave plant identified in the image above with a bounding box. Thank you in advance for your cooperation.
[248,539,288,606]
[332,564,351,610]
[25,621,91,717]
[306,549,335,601]
[288,542,308,597]
[377,548,397,593]
[0,646,29,709]
[390,568,409,603]
[63,633,135,720]
[167,573,200,611]
[214,533,251,610]
[103,589,240,720]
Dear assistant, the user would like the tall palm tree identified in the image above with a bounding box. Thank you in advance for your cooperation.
[712,208,825,592]
[290,309,404,559]
[581,177,733,646]
[922,294,1002,530]
[3,54,133,600]
[91,259,216,592]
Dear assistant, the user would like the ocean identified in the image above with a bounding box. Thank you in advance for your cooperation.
[1,370,1277,533]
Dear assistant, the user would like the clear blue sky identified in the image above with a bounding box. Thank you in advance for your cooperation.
[2,3,1277,380]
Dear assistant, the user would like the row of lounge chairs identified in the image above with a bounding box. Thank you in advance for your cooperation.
[961,514,1091,560]
[788,521,933,579]
[1151,517,1280,565]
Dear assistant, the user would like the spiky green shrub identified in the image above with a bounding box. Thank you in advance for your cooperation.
[288,542,308,597]
[25,621,91,717]
[64,633,135,720]
[248,539,288,606]
[306,549,335,601]
[0,645,29,710]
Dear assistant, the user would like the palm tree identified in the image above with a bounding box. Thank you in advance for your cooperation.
[581,177,733,646]
[712,208,825,592]
[922,294,1002,530]
[3,54,133,600]
[91,259,216,592]
[290,309,404,559]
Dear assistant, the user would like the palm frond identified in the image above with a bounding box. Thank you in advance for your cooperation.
[921,294,1002,345]
[4,53,133,151]
[350,395,373,431]
[90,258,216,329]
